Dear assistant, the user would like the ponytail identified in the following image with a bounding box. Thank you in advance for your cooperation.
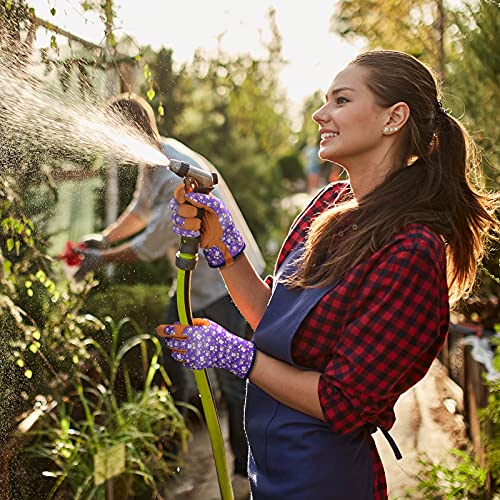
[432,112,498,302]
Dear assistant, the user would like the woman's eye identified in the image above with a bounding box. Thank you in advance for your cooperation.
[336,97,349,104]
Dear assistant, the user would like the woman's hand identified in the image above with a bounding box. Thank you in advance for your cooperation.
[170,185,245,268]
[157,318,256,379]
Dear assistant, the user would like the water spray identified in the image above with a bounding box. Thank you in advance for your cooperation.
[1,52,233,495]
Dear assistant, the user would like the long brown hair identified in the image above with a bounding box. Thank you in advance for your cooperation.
[291,50,499,304]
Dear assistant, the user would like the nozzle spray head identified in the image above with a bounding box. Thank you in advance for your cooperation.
[167,158,218,194]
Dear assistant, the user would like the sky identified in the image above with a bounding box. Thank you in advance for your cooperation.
[29,0,364,106]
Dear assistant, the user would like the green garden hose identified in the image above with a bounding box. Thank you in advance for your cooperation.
[176,244,234,500]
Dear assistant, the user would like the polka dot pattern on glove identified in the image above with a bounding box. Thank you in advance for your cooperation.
[160,318,256,379]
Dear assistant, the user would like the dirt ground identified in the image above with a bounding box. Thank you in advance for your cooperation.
[165,360,465,499]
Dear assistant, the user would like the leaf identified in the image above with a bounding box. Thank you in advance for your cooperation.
[24,369,33,379]
[50,35,57,49]
[6,238,14,252]
[3,259,11,276]
[50,7,56,16]
[147,88,155,101]
[158,104,165,116]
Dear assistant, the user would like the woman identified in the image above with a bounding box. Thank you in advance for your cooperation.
[159,50,499,499]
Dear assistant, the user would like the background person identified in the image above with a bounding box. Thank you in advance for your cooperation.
[304,139,322,193]
[75,93,265,497]
[162,50,499,499]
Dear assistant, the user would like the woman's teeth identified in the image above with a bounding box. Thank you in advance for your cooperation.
[321,132,338,140]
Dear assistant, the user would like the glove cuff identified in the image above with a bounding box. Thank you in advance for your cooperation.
[206,245,246,269]
[222,337,256,379]
[82,233,110,250]
[242,342,257,379]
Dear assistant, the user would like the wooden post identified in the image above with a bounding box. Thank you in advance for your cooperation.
[463,345,492,496]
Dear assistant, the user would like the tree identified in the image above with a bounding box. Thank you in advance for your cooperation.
[331,0,446,72]
[140,46,188,138]
[170,9,296,260]
[296,90,324,150]
[446,0,500,174]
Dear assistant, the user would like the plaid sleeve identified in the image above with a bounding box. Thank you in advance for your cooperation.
[318,248,446,434]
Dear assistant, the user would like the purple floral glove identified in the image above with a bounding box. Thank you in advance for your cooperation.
[157,318,256,379]
[170,184,245,268]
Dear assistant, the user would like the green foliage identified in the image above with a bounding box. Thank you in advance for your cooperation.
[415,449,488,499]
[0,173,102,445]
[24,318,189,499]
[296,91,325,149]
[83,283,171,331]
[445,1,500,309]
[277,153,305,184]
[171,49,295,258]
[446,1,500,176]
[479,338,500,486]
[331,0,445,69]
[136,11,297,264]
[141,46,188,138]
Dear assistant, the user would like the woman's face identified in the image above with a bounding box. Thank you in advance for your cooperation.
[312,64,389,169]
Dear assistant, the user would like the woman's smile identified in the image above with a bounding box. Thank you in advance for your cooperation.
[319,129,339,146]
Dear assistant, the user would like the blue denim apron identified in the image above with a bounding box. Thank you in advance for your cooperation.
[246,246,377,499]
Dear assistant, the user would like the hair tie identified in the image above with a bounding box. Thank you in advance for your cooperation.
[437,101,448,117]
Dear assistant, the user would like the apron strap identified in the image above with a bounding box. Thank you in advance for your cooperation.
[380,429,403,460]
[367,425,403,461]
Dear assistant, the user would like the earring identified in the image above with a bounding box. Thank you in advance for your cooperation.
[383,126,398,134]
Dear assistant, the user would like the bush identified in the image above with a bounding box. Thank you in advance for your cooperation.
[23,318,189,499]
[83,283,171,332]
[0,173,101,446]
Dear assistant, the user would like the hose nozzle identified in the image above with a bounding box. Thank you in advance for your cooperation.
[168,158,218,193]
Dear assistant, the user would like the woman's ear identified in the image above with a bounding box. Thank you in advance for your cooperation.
[382,102,410,135]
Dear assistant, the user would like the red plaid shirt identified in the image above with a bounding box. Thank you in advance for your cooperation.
[267,182,449,499]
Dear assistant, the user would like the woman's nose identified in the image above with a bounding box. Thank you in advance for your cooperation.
[312,105,327,124]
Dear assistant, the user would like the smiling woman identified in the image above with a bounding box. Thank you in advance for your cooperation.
[162,49,499,500]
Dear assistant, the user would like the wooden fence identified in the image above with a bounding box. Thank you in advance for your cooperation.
[443,322,496,495]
